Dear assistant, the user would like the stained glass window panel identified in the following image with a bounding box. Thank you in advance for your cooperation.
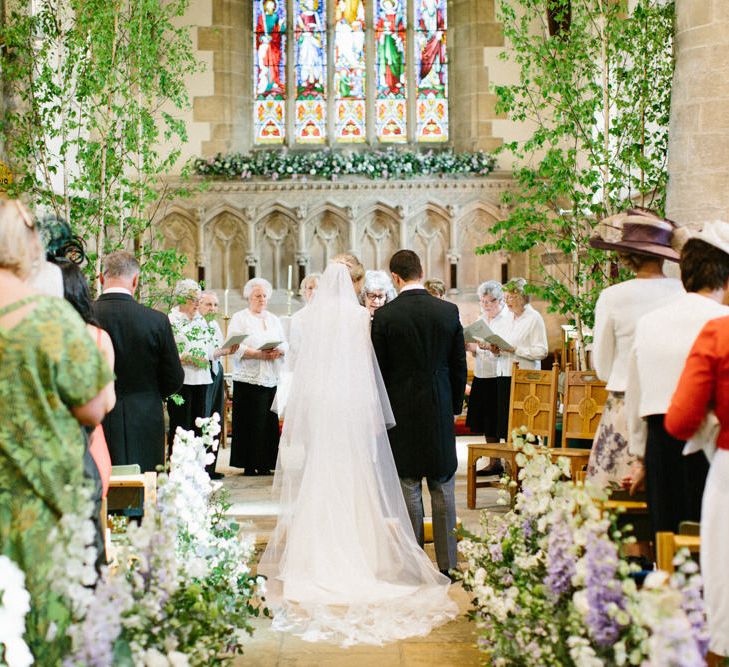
[254,0,287,144]
[334,0,366,142]
[295,0,327,143]
[375,0,407,142]
[415,0,448,141]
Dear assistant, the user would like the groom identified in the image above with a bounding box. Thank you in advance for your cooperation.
[372,250,467,577]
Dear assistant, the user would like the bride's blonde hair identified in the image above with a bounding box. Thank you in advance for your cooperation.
[331,253,365,283]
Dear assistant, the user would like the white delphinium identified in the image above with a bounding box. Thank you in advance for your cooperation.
[0,556,33,667]
[47,486,99,617]
[567,636,604,667]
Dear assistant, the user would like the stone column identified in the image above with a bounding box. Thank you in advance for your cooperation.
[665,1,729,227]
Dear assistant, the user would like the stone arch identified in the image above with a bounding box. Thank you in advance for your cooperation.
[204,209,248,290]
[256,209,298,289]
[158,210,198,280]
[358,203,400,271]
[305,205,349,272]
[409,204,450,282]
[456,203,503,290]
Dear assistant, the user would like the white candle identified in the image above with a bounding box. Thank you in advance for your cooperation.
[224,288,229,317]
[287,264,293,292]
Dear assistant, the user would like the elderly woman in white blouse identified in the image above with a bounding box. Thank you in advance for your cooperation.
[167,279,216,447]
[586,209,684,488]
[466,280,512,444]
[228,278,289,475]
[487,278,548,455]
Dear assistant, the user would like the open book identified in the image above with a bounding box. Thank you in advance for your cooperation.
[258,340,283,351]
[221,333,247,349]
[464,319,515,352]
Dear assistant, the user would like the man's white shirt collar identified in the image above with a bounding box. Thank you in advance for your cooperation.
[103,287,133,296]
[399,283,425,293]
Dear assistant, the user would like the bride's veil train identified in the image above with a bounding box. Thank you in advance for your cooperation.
[258,262,457,646]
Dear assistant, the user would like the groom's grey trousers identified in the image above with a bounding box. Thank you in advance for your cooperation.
[399,474,457,571]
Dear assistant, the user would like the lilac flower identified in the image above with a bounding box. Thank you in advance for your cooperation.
[489,541,503,563]
[545,521,575,597]
[584,532,626,646]
[674,561,710,657]
[65,574,132,667]
[522,519,533,540]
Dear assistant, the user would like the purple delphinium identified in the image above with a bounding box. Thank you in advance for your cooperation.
[545,521,575,598]
[64,575,130,667]
[676,567,710,657]
[584,532,625,646]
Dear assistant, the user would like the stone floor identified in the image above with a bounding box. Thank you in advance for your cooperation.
[216,435,504,666]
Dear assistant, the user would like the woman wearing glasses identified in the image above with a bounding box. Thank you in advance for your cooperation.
[361,270,397,319]
[465,281,511,448]
[167,279,220,448]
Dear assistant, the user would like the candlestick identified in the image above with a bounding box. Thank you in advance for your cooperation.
[224,288,229,318]
[287,264,293,292]
[222,314,231,374]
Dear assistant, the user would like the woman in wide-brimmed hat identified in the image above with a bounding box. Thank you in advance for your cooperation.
[586,209,685,488]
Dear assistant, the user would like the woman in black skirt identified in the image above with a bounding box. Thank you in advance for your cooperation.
[466,280,511,443]
[228,278,288,475]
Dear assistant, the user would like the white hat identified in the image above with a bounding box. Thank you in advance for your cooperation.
[695,221,729,257]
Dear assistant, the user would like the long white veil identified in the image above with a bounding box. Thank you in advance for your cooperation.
[258,262,456,646]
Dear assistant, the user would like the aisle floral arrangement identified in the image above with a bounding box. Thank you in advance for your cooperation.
[1,416,265,667]
[192,148,496,181]
[459,428,708,667]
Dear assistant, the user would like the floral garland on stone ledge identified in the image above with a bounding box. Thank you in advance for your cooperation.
[0,416,266,667]
[192,148,497,181]
[458,428,708,667]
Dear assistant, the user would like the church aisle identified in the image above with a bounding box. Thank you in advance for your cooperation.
[232,584,480,666]
[218,436,500,665]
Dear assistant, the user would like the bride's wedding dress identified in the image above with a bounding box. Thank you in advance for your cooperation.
[258,262,457,646]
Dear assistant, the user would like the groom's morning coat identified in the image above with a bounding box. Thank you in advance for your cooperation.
[372,289,467,479]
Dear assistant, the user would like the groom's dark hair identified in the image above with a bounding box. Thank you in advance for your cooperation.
[390,250,423,282]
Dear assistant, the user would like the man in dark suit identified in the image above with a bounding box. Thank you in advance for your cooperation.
[93,251,184,472]
[371,250,467,578]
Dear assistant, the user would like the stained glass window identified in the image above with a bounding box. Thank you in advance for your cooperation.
[375,0,407,142]
[252,0,447,145]
[254,0,287,144]
[294,0,327,143]
[415,0,448,141]
[334,0,366,142]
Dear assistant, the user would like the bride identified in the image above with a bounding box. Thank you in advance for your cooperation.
[258,254,457,646]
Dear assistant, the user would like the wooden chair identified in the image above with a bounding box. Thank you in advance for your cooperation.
[107,470,157,520]
[656,531,701,573]
[561,368,607,448]
[467,363,559,509]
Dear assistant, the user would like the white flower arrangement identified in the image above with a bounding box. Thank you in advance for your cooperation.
[42,415,267,667]
[193,148,496,181]
[459,426,708,666]
[0,555,33,667]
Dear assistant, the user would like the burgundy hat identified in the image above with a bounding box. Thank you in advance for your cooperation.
[589,209,680,262]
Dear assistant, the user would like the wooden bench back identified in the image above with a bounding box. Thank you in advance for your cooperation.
[561,368,607,447]
[507,363,559,446]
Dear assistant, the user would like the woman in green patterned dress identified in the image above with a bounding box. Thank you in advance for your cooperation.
[0,200,114,662]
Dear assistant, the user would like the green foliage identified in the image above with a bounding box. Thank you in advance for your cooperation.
[479,0,674,334]
[0,0,202,306]
[193,148,496,180]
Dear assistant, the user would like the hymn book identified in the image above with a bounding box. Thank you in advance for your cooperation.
[258,341,283,351]
[221,333,247,349]
[464,320,515,352]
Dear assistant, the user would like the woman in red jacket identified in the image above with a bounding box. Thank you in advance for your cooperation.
[666,305,729,664]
